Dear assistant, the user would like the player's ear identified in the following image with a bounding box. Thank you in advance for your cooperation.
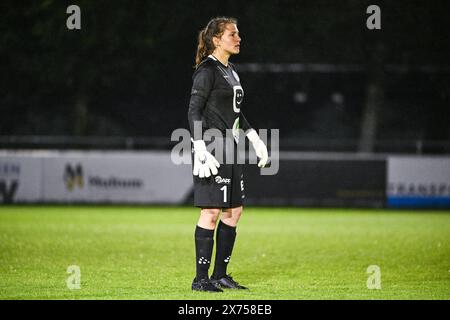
[213,36,221,48]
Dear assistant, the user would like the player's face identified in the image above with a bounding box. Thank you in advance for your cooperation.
[217,24,241,55]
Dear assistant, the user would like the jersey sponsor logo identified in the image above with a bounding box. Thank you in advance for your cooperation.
[215,176,231,184]
[233,85,243,113]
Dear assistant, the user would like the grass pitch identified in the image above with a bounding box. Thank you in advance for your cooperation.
[0,206,449,300]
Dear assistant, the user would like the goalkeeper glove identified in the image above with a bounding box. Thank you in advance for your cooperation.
[247,129,268,168]
[192,139,220,178]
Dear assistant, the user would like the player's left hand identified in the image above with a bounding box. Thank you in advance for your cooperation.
[246,129,268,168]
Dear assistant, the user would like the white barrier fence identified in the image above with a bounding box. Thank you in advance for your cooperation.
[1,151,450,208]
[387,156,450,208]
[0,151,193,204]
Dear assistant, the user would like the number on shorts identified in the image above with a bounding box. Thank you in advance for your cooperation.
[220,186,227,203]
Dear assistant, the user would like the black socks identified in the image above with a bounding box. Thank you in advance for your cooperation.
[194,225,214,280]
[211,220,237,279]
[195,221,237,281]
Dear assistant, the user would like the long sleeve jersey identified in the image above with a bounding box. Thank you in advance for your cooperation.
[188,54,252,141]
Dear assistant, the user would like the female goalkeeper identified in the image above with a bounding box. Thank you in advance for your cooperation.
[187,16,268,292]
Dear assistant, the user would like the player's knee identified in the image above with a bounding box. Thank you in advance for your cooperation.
[202,208,221,224]
[232,206,243,220]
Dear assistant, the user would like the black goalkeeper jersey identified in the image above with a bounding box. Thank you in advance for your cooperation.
[188,55,252,141]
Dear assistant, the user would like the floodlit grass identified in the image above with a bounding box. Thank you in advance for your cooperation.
[0,206,449,300]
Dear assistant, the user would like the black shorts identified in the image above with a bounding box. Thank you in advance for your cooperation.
[192,135,245,208]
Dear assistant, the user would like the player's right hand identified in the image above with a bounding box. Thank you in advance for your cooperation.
[192,139,220,178]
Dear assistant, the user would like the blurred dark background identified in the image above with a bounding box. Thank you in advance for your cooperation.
[1,0,449,153]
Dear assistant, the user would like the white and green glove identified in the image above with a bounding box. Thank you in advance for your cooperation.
[192,139,220,178]
[247,129,268,168]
